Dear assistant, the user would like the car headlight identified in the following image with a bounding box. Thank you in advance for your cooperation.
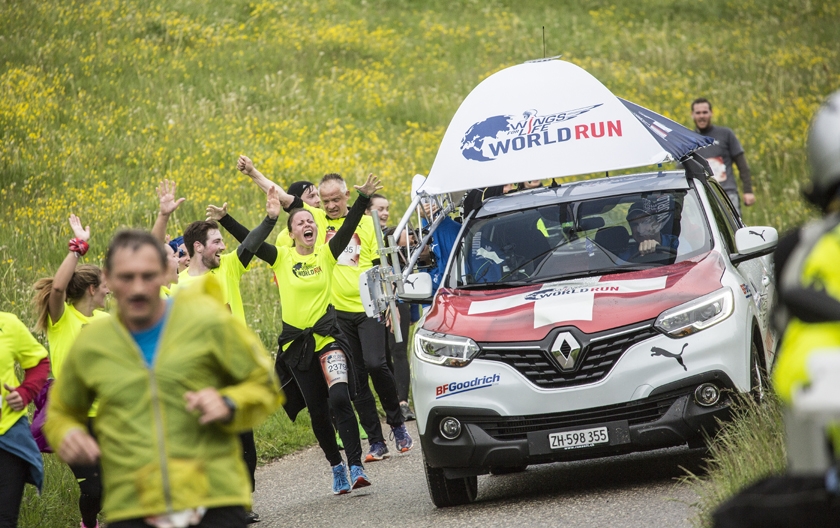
[414,328,480,367]
[655,287,734,337]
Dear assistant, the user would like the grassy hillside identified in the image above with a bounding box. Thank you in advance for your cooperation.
[2,0,838,525]
[3,0,838,317]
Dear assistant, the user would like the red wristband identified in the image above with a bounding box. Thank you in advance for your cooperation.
[69,238,89,256]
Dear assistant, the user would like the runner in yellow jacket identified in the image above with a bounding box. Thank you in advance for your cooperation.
[773,91,840,407]
[45,230,282,527]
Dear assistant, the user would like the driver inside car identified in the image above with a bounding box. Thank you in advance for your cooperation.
[619,195,679,260]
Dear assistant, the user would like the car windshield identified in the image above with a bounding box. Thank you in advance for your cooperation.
[450,188,711,287]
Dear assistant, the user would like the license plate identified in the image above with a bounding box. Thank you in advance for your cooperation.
[548,426,609,450]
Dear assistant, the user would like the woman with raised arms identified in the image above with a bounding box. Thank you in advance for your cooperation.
[238,174,381,495]
[32,214,110,528]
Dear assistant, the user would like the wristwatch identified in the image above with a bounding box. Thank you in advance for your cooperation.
[221,396,237,423]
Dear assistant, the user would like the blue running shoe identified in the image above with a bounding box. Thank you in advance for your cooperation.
[365,441,390,462]
[331,462,351,495]
[391,424,414,453]
[350,465,371,489]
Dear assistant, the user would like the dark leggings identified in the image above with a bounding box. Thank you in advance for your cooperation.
[238,430,257,492]
[337,310,404,445]
[0,447,28,528]
[386,303,412,403]
[71,420,102,528]
[289,347,363,467]
[109,506,247,527]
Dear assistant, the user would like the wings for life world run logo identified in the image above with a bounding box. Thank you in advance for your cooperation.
[291,262,322,278]
[459,103,624,162]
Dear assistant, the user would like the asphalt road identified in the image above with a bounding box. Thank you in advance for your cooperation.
[252,420,706,527]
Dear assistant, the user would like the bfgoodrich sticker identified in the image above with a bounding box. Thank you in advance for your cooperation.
[435,374,501,399]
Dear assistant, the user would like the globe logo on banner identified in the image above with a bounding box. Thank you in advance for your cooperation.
[459,103,603,162]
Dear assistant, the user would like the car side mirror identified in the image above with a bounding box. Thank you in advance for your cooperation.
[399,272,434,301]
[732,226,778,262]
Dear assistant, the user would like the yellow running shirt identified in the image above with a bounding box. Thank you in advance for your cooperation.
[271,245,339,352]
[294,203,377,313]
[47,304,109,418]
[175,252,248,324]
[48,304,110,379]
[1,312,49,434]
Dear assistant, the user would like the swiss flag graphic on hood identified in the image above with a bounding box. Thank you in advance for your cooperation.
[424,252,726,342]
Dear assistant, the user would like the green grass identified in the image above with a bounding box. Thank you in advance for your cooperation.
[3,0,838,524]
[682,394,787,527]
[18,454,85,528]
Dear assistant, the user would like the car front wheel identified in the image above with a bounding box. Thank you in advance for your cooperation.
[424,461,478,507]
[750,338,768,403]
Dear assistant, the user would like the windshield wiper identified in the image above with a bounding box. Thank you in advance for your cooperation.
[521,266,654,284]
[459,280,532,290]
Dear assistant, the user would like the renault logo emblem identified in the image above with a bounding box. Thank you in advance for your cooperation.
[551,332,581,370]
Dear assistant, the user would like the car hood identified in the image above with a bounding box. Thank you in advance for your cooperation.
[423,252,726,342]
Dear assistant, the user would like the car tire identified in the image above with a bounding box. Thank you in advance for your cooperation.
[424,461,478,507]
[750,338,768,403]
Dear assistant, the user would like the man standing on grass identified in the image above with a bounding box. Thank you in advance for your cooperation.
[691,97,755,214]
[44,229,282,528]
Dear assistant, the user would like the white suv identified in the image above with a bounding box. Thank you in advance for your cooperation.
[410,170,777,506]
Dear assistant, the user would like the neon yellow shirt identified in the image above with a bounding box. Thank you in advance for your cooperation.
[296,203,377,312]
[175,252,248,324]
[1,311,49,434]
[774,224,840,403]
[48,304,110,379]
[326,213,377,312]
[48,304,109,417]
[271,245,338,352]
[537,217,549,237]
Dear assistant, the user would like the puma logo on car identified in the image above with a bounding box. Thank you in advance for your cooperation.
[650,343,688,371]
[749,229,766,241]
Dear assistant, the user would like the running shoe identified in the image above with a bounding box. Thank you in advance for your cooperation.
[365,441,390,462]
[246,511,261,524]
[350,465,371,489]
[400,402,416,421]
[331,462,351,495]
[391,424,414,453]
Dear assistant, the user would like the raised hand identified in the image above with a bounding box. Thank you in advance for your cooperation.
[355,173,383,198]
[266,187,282,219]
[157,179,186,215]
[237,155,255,177]
[69,214,90,242]
[206,203,229,222]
